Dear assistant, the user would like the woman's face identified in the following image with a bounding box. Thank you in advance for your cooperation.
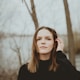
[36,29,54,55]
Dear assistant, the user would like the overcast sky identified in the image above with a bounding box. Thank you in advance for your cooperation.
[0,0,80,35]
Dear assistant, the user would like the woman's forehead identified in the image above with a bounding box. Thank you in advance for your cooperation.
[37,29,53,37]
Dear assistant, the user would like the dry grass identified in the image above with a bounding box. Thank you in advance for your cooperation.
[0,70,18,80]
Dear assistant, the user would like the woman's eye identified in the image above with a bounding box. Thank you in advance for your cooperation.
[36,37,52,41]
[36,38,41,41]
[47,39,51,40]
[46,38,51,40]
[48,39,51,40]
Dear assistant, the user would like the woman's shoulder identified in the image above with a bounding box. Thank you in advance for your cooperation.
[56,51,74,68]
[20,63,28,69]
[17,63,29,80]
[19,63,29,73]
[56,51,67,61]
[56,51,80,79]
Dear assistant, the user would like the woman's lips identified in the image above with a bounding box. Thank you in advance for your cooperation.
[40,46,47,48]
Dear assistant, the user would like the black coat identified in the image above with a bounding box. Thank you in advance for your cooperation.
[17,51,80,80]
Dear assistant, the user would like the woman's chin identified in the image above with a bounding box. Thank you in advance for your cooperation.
[39,51,50,55]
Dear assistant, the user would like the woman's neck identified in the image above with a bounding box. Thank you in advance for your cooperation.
[39,53,51,60]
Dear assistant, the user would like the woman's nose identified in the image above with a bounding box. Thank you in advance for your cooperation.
[41,39,46,44]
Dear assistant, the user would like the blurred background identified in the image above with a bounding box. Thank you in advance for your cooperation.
[0,0,80,80]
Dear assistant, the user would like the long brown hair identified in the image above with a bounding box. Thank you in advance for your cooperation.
[28,26,58,73]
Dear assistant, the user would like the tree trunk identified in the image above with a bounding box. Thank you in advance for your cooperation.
[63,0,75,66]
[23,0,39,30]
[30,0,39,30]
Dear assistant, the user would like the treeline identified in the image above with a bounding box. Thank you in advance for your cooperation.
[0,31,80,54]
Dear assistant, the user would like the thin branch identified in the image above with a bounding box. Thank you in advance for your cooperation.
[22,0,32,16]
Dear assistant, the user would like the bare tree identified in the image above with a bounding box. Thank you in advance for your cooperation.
[63,0,75,66]
[22,0,39,30]
[9,37,22,66]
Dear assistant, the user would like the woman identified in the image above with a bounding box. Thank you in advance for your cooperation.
[17,26,80,80]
